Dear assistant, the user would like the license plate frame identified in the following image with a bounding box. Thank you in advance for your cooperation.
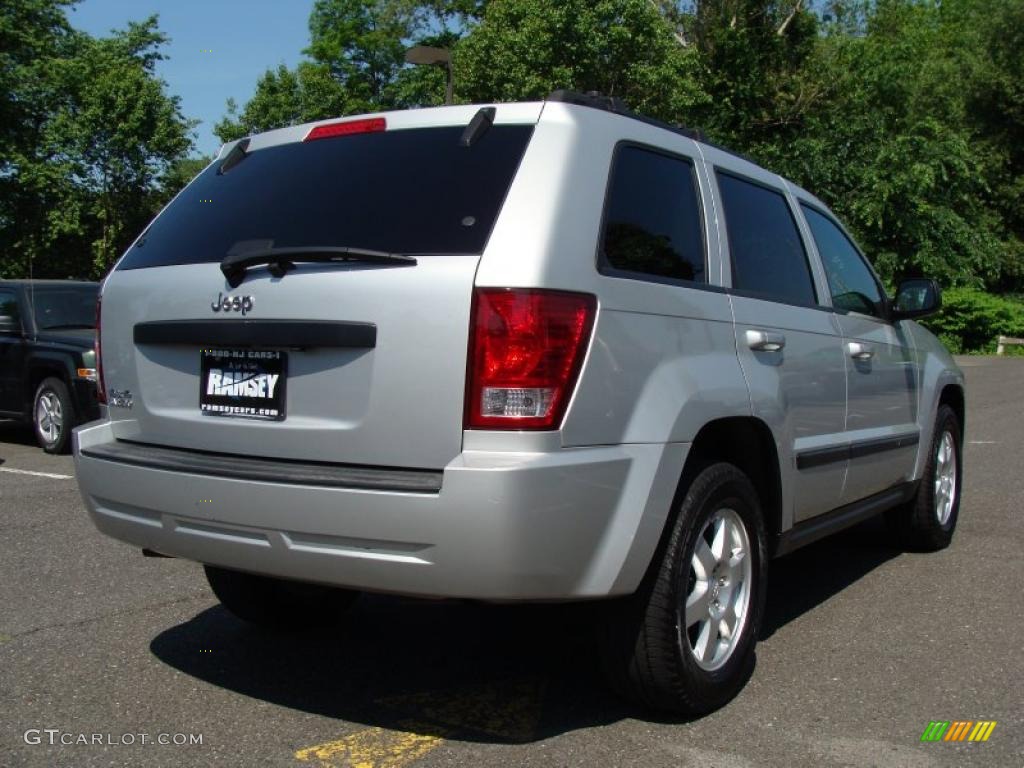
[199,348,287,421]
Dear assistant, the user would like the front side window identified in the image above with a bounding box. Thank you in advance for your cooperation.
[600,145,705,283]
[801,204,884,317]
[716,171,817,306]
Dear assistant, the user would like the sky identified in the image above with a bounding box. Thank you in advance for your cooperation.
[69,0,315,157]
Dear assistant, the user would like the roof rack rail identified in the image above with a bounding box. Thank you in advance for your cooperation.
[545,89,756,166]
[547,89,629,114]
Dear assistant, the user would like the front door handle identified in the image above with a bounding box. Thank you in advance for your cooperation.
[848,341,874,360]
[746,329,786,352]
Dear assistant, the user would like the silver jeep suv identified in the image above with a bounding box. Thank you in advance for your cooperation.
[74,91,965,714]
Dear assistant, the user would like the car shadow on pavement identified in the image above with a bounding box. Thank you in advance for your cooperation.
[151,597,641,742]
[761,515,902,639]
[150,518,901,740]
[0,419,35,448]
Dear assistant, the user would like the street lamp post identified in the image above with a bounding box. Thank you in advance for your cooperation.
[404,45,454,106]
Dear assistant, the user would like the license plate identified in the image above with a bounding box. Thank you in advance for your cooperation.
[200,348,287,420]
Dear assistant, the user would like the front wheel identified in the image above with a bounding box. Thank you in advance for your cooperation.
[204,566,359,629]
[887,404,962,551]
[602,462,767,715]
[34,377,76,454]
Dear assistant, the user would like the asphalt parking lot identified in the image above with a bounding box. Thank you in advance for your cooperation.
[1,357,1021,768]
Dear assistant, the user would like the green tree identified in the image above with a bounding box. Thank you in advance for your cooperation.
[456,0,707,122]
[0,4,194,279]
[765,0,1015,289]
[215,62,351,141]
[48,19,195,273]
[0,0,77,278]
[962,0,1024,289]
[682,0,821,147]
[213,0,1023,297]
[214,0,480,142]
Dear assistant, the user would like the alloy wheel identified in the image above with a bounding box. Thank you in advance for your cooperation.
[36,391,63,445]
[683,508,753,671]
[934,430,957,526]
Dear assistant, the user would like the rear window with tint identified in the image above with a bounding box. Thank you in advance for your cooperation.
[118,125,534,271]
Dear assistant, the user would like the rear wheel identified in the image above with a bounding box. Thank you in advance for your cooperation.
[887,404,962,551]
[601,462,767,715]
[33,377,76,454]
[204,565,359,629]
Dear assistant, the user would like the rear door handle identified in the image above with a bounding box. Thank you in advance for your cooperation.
[848,341,874,360]
[746,329,786,352]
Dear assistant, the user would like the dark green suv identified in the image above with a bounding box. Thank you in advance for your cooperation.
[0,280,100,453]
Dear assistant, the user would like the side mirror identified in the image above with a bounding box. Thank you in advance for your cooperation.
[892,278,942,321]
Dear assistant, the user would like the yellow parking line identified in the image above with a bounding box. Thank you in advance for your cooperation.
[375,677,545,743]
[295,723,445,768]
[294,677,545,766]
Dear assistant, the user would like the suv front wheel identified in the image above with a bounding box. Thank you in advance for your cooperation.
[602,462,767,714]
[887,404,962,551]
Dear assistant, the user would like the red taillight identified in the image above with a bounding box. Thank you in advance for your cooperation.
[303,117,387,142]
[95,295,106,404]
[466,288,596,430]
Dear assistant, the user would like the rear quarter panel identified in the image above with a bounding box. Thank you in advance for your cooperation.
[476,103,749,448]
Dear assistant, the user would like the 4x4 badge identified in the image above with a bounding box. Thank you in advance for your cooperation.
[211,292,254,315]
[108,389,133,409]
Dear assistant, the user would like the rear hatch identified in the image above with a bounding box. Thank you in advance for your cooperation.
[99,106,540,469]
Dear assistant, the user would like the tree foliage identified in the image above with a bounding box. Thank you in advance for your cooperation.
[455,0,707,121]
[3,0,1022,306]
[0,1,194,279]
[214,0,1022,295]
[921,289,1024,354]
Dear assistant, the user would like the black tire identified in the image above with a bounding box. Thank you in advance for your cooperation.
[601,462,767,715]
[33,377,76,454]
[204,565,359,629]
[886,404,962,551]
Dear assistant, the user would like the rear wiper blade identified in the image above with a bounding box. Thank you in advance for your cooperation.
[220,246,417,287]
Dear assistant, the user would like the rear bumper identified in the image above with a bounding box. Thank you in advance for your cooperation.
[73,421,687,600]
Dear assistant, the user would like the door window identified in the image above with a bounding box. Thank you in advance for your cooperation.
[716,171,816,306]
[801,204,885,318]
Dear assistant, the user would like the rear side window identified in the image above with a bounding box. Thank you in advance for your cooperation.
[118,125,534,270]
[801,204,885,317]
[30,286,98,330]
[716,171,816,306]
[600,145,705,283]
[0,290,20,331]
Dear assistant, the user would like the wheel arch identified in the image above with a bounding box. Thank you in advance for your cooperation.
[680,417,783,540]
[608,416,782,597]
[938,383,965,440]
[25,354,75,414]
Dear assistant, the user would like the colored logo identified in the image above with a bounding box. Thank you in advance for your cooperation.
[921,721,996,742]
